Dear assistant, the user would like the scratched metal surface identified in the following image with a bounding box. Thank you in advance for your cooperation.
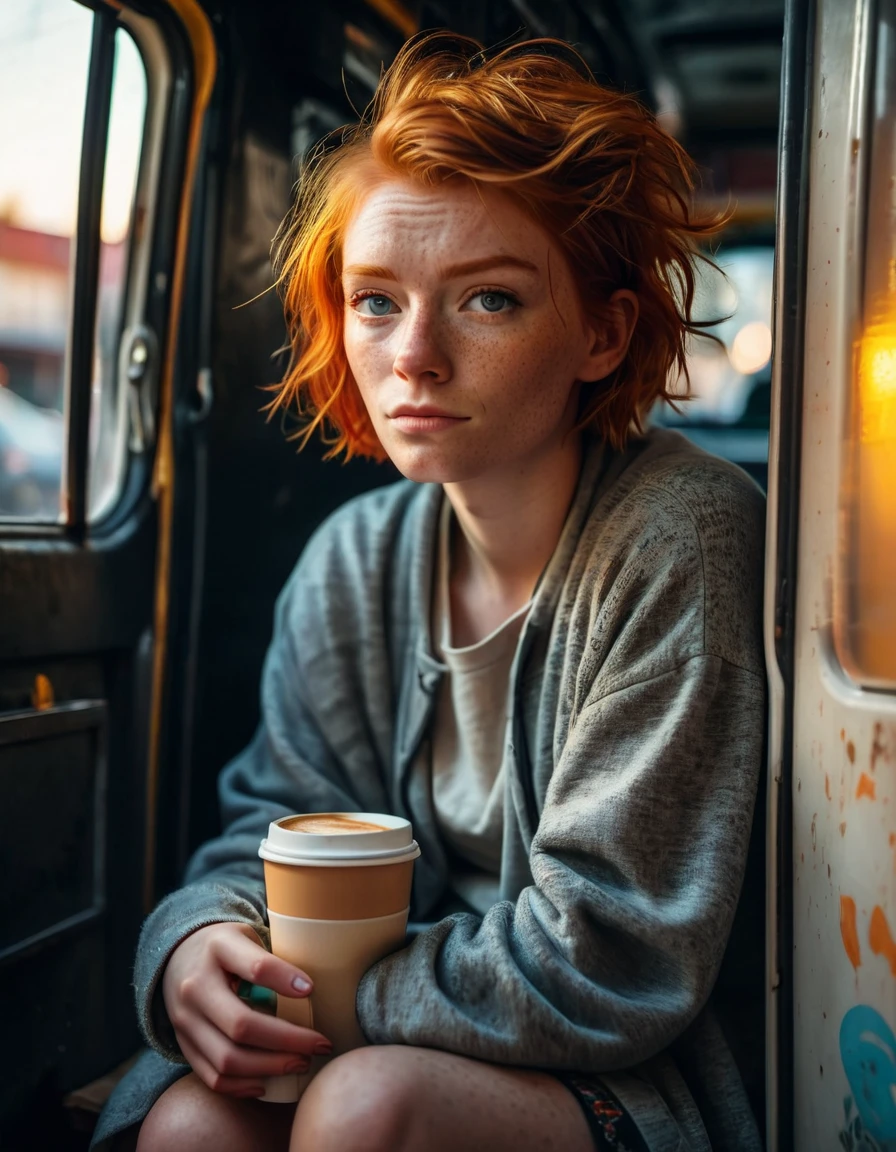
[791,0,896,1146]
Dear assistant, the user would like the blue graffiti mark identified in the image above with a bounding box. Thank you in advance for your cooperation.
[840,1005,896,1146]
[841,1094,896,1151]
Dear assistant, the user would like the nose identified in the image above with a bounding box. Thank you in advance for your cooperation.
[392,306,452,385]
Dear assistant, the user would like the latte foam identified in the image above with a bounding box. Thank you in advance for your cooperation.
[281,814,390,835]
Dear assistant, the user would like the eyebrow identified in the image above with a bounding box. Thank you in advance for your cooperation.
[342,255,540,280]
[343,264,395,280]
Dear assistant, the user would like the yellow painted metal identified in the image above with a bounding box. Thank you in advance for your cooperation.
[144,0,216,913]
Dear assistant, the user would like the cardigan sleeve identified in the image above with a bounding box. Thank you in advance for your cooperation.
[132,505,403,1060]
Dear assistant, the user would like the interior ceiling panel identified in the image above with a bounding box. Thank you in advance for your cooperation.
[674,43,783,133]
[580,0,785,148]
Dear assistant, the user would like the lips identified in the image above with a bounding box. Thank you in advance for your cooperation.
[388,405,464,419]
[387,406,470,434]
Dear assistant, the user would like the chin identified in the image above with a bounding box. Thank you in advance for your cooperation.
[384,445,476,486]
[388,460,457,485]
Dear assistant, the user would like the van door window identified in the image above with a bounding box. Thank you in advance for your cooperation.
[0,1,146,524]
[88,27,146,521]
[651,243,774,489]
[835,0,896,687]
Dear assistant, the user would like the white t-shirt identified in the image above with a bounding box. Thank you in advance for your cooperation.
[430,499,532,914]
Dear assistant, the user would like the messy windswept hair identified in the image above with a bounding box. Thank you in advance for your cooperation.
[270,31,726,460]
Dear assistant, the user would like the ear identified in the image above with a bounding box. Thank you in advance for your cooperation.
[576,290,639,383]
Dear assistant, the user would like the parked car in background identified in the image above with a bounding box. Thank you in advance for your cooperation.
[0,385,62,518]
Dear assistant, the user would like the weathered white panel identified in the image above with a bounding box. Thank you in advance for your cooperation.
[791,1,896,1148]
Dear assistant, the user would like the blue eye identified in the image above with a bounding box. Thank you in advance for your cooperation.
[466,290,517,314]
[357,295,395,316]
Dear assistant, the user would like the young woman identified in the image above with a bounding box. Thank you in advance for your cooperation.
[94,31,766,1152]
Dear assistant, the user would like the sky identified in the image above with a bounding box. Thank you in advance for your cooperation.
[0,0,146,242]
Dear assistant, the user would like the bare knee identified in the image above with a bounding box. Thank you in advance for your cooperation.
[291,1047,421,1152]
[137,1072,293,1152]
[137,1073,195,1152]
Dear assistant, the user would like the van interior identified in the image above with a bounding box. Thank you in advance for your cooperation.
[0,0,796,1148]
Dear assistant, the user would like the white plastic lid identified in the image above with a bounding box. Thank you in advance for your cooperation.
[258,812,421,867]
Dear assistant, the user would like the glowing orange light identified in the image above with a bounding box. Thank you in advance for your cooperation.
[846,299,896,681]
[858,316,896,443]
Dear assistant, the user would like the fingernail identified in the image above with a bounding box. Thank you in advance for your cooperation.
[285,1058,310,1072]
[292,976,312,993]
[313,1041,333,1055]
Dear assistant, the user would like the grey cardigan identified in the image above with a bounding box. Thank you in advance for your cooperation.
[94,429,767,1150]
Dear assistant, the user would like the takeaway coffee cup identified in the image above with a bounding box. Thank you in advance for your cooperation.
[256,812,420,1102]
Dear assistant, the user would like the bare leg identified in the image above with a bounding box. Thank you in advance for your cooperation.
[290,1046,594,1152]
[136,1072,295,1152]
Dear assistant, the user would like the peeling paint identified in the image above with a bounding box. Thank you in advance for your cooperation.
[856,773,876,801]
[840,895,861,970]
[869,906,896,978]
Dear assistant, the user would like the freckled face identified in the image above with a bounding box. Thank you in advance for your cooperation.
[341,179,599,486]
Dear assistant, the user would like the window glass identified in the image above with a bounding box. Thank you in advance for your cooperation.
[835,2,896,687]
[655,245,775,429]
[89,29,146,522]
[0,3,146,525]
[0,0,92,520]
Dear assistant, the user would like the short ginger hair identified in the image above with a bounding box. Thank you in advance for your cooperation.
[270,32,726,461]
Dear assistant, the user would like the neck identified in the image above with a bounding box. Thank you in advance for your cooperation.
[442,432,582,646]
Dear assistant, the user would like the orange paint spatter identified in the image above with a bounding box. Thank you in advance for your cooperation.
[847,741,856,765]
[840,895,862,970]
[856,773,877,800]
[869,906,896,978]
[825,775,832,800]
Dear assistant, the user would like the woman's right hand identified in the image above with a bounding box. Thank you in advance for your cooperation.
[162,921,332,1097]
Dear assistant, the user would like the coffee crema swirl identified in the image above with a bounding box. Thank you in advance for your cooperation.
[281,814,390,835]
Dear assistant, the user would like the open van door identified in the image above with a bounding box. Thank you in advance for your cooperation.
[0,0,215,1137]
[767,0,896,1146]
